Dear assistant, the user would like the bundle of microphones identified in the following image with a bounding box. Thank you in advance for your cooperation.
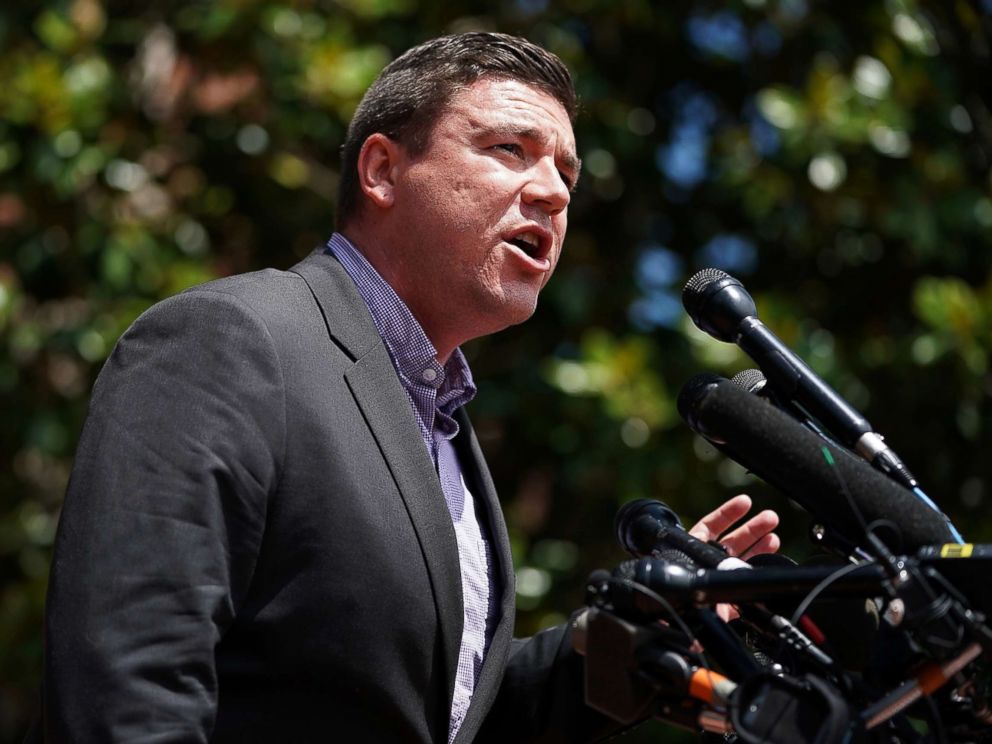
[573,269,992,743]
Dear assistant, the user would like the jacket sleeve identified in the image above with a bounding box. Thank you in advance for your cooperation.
[476,615,632,744]
[44,288,286,742]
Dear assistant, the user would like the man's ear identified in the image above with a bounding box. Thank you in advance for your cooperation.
[356,133,404,209]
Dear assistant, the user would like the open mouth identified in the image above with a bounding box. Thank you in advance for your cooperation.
[507,232,544,259]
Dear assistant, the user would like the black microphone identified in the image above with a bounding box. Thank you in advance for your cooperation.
[618,557,888,606]
[683,269,917,490]
[731,368,838,443]
[731,367,804,427]
[615,498,750,570]
[677,375,954,552]
[730,368,767,396]
[616,500,853,671]
[612,559,761,682]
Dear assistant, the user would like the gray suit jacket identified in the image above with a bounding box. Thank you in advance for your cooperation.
[44,249,613,742]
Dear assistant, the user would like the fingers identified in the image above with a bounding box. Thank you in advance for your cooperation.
[719,509,780,557]
[686,494,781,564]
[715,603,741,622]
[688,494,752,542]
[681,496,781,631]
[739,531,781,561]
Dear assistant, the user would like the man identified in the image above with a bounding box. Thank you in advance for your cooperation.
[43,32,779,742]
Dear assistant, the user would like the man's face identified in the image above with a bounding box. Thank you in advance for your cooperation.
[386,77,579,355]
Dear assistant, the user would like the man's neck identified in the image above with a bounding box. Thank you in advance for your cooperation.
[336,226,457,364]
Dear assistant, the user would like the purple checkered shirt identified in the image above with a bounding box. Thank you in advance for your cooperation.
[326,233,496,743]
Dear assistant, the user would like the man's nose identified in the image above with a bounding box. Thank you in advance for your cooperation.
[522,157,570,216]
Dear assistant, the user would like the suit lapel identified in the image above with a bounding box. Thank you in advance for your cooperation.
[290,249,464,710]
[454,407,514,622]
[288,249,381,361]
[451,408,517,742]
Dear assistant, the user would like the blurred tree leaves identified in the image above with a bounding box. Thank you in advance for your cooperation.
[1,0,991,740]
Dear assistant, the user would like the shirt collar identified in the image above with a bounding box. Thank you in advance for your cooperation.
[325,233,476,417]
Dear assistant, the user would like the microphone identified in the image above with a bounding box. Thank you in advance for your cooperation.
[677,375,954,551]
[615,498,749,571]
[730,368,767,396]
[728,367,963,546]
[616,557,888,607]
[616,500,850,670]
[731,368,837,443]
[683,269,917,490]
[612,559,762,682]
[621,555,939,675]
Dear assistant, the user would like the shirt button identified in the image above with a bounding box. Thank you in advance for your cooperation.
[422,368,438,382]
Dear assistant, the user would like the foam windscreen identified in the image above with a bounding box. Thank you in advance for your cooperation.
[679,377,952,552]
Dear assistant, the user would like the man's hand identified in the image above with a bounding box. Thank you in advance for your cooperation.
[687,495,779,622]
[688,494,780,561]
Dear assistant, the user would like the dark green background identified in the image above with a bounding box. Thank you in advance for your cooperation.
[2,0,991,740]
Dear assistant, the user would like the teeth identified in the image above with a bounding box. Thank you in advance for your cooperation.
[518,232,539,248]
[510,232,541,257]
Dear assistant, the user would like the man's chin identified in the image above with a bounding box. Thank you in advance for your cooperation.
[501,289,542,326]
[474,296,541,337]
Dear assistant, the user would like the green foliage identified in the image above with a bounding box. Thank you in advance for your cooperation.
[2,1,991,740]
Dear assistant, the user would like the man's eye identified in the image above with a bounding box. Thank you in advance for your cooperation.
[494,143,523,157]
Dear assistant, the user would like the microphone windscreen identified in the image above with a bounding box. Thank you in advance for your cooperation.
[652,547,697,569]
[682,269,757,342]
[681,378,952,552]
[614,498,683,558]
[730,368,767,395]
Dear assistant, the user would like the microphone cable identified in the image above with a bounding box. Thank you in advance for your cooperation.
[612,575,710,670]
[788,560,875,630]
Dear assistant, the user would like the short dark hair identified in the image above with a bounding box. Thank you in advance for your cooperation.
[336,32,578,227]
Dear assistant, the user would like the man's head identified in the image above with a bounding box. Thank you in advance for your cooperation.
[339,33,580,361]
[336,32,577,227]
